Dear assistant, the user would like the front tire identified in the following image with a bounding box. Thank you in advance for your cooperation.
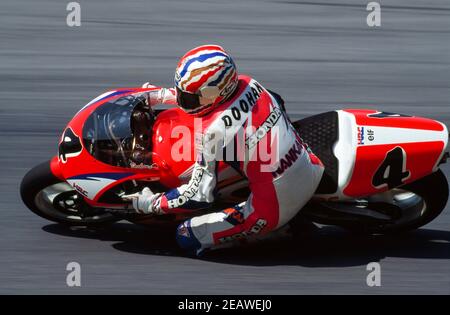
[20,161,119,226]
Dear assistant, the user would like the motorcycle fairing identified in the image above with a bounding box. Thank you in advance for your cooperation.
[52,87,449,207]
[326,109,448,199]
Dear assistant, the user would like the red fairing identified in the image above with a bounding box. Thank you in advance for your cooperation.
[57,88,165,206]
[50,156,64,180]
[344,109,444,131]
[151,107,196,188]
[341,109,448,198]
[343,142,445,197]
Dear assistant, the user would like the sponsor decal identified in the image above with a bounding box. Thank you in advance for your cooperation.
[221,81,265,128]
[367,128,375,142]
[246,107,282,149]
[129,161,155,169]
[272,140,303,178]
[218,218,267,243]
[167,168,204,208]
[357,126,365,145]
[220,79,238,97]
[71,182,88,197]
[67,172,133,200]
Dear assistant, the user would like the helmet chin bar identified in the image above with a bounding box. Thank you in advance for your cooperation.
[176,81,236,114]
[198,86,220,99]
[198,96,215,107]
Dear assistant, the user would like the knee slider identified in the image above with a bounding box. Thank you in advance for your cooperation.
[175,220,201,251]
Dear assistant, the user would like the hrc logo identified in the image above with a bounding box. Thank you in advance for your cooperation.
[357,126,365,145]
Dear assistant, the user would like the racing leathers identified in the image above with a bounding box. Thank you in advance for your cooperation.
[143,75,324,253]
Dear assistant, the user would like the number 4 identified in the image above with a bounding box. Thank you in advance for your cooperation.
[372,147,410,189]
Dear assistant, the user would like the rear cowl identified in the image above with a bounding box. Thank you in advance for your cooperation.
[340,109,448,198]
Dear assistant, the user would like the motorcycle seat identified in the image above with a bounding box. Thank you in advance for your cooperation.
[292,111,339,194]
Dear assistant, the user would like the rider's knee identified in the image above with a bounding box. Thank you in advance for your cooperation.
[276,207,302,229]
[175,220,202,252]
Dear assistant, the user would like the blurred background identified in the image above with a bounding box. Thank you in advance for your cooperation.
[0,0,449,294]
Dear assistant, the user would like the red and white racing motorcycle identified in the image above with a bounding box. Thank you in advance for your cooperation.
[21,88,449,234]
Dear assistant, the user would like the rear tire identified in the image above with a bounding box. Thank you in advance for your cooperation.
[301,170,448,234]
[384,169,449,232]
[20,161,118,226]
[347,169,448,234]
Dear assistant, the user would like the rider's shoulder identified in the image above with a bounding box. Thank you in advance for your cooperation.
[237,74,253,85]
[237,74,266,90]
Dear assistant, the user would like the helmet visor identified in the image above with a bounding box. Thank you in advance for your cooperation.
[176,87,202,112]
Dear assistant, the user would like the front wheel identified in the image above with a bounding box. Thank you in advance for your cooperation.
[20,161,119,226]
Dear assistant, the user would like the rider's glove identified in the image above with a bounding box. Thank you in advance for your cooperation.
[142,82,159,89]
[142,82,177,106]
[142,82,161,106]
[122,187,162,214]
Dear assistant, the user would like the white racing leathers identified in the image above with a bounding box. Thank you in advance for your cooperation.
[149,75,324,253]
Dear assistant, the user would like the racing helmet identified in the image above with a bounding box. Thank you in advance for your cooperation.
[174,45,239,115]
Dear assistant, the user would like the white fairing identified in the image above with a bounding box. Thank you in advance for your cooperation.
[76,90,117,114]
[433,122,448,171]
[67,177,116,200]
[317,110,449,200]
[332,110,358,199]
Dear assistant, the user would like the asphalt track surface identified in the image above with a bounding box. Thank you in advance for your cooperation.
[1,0,449,294]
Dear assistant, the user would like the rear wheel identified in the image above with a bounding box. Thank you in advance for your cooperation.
[303,170,448,234]
[20,161,119,226]
[370,169,449,233]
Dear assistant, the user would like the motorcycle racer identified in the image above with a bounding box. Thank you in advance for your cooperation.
[124,45,324,255]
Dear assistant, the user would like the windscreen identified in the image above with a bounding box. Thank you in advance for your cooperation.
[82,94,154,167]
